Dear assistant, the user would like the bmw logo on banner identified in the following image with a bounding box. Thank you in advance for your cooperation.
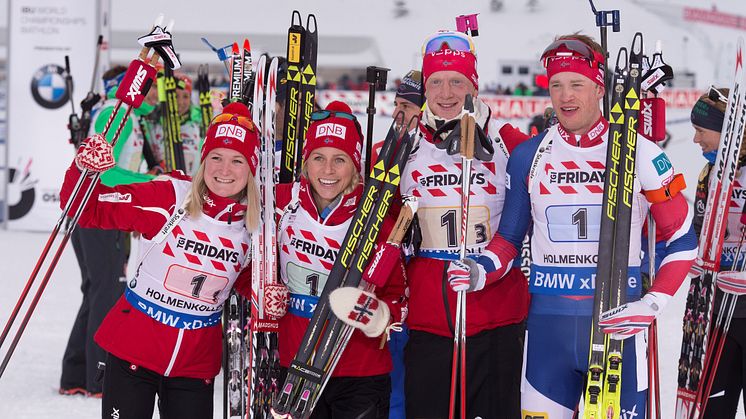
[30,64,69,109]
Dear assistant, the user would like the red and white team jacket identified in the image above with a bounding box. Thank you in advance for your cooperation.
[60,163,253,380]
[399,100,531,338]
[276,178,406,377]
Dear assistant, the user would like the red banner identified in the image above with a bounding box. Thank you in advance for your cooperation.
[683,7,746,30]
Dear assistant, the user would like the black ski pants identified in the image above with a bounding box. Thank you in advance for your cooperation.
[703,317,746,419]
[102,354,215,419]
[60,227,126,393]
[278,368,391,419]
[405,323,525,419]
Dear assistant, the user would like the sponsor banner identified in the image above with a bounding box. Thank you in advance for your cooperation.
[529,264,641,296]
[7,0,101,230]
[683,7,746,30]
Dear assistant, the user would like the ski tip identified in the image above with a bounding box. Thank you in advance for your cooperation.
[232,42,240,54]
[306,14,318,33]
[243,38,251,51]
[166,19,175,33]
[153,13,164,28]
[292,10,302,25]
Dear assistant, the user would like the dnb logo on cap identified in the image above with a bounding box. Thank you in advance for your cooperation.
[30,64,69,109]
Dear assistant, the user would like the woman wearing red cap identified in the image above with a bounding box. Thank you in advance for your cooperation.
[273,100,406,418]
[60,102,261,418]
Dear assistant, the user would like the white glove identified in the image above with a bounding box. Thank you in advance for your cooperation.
[599,292,670,340]
[447,258,487,293]
[717,270,746,295]
[263,284,288,318]
[329,287,390,338]
[75,133,115,173]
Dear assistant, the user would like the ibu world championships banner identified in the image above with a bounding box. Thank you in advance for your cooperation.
[7,0,100,231]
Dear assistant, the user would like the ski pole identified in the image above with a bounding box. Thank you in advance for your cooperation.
[646,215,662,419]
[0,15,179,378]
[363,66,390,178]
[587,0,620,119]
[449,95,475,419]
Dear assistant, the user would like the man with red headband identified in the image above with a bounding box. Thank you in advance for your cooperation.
[399,30,529,419]
[446,34,697,417]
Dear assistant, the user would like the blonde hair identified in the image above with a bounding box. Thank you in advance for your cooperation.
[185,164,260,232]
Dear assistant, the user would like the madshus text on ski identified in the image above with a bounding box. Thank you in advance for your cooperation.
[5,4,746,419]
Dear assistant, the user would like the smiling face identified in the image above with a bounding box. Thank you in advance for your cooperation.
[424,71,477,120]
[203,148,250,200]
[305,147,357,210]
[549,71,604,136]
[692,124,721,154]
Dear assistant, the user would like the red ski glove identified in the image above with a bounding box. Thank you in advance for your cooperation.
[362,242,401,288]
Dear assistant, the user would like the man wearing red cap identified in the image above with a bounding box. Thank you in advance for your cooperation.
[399,31,530,418]
[273,101,407,418]
[58,101,263,417]
[448,34,697,418]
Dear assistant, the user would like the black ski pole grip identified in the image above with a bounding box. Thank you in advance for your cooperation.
[364,66,390,175]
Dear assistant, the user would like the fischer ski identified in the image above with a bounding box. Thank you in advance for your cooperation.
[279,11,317,184]
[582,32,643,419]
[158,64,185,171]
[197,64,212,139]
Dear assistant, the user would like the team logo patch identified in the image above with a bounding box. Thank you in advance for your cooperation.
[316,122,346,139]
[348,293,379,325]
[652,152,672,176]
[216,124,246,141]
[30,64,69,109]
[98,192,132,203]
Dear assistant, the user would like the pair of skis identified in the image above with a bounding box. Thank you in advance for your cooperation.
[220,39,282,419]
[272,114,416,419]
[158,64,185,172]
[279,10,318,184]
[197,64,212,139]
[249,54,282,419]
[222,37,253,419]
[675,38,746,419]
[582,32,643,419]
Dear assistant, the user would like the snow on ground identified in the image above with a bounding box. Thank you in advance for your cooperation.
[0,230,743,418]
[0,231,222,418]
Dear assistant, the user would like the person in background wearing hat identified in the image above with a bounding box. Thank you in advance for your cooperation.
[689,86,746,419]
[449,33,697,418]
[59,65,157,398]
[393,70,423,130]
[272,101,406,418]
[399,31,530,418]
[59,102,261,418]
[149,73,205,176]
